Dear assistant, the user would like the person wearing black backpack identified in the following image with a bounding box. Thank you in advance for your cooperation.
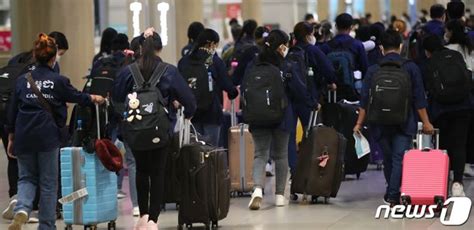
[6,33,105,230]
[181,22,205,57]
[178,29,238,146]
[231,19,260,86]
[286,21,336,178]
[353,29,434,206]
[113,28,196,230]
[423,33,474,197]
[243,30,310,210]
[321,13,369,101]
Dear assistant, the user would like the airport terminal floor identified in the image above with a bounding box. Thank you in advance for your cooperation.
[0,148,473,230]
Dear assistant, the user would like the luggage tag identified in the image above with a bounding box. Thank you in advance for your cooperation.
[315,146,330,168]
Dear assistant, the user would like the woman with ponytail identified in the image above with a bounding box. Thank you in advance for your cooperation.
[6,33,105,230]
[178,29,238,146]
[244,30,310,211]
[113,28,196,230]
[231,19,260,85]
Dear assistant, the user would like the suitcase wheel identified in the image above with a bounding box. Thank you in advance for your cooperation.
[356,173,361,180]
[84,226,97,230]
[290,193,298,201]
[212,221,218,228]
[65,225,73,230]
[108,221,116,230]
[186,224,192,229]
[311,196,318,204]
[323,197,330,204]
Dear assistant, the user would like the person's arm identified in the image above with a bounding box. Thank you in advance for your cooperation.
[56,76,103,105]
[286,63,317,108]
[308,46,337,90]
[410,63,434,134]
[213,56,238,100]
[169,67,197,119]
[354,67,374,133]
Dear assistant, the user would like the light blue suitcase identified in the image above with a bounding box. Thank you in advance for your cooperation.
[59,147,117,230]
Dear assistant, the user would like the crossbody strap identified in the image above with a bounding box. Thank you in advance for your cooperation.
[26,73,54,116]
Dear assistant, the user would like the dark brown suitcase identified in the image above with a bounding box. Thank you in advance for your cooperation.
[178,142,230,229]
[291,110,346,204]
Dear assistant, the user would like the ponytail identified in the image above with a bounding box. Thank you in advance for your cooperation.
[33,33,57,65]
[138,28,163,80]
[258,30,289,66]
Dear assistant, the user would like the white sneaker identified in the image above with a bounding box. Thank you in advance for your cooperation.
[27,211,38,223]
[2,195,17,220]
[452,182,466,197]
[134,214,148,230]
[265,163,273,177]
[132,207,140,217]
[146,220,158,230]
[464,164,474,177]
[248,188,263,210]
[275,195,286,207]
[8,211,28,230]
[117,191,127,199]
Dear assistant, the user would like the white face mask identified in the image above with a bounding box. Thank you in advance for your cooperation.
[308,35,317,45]
[55,54,61,63]
[282,46,289,58]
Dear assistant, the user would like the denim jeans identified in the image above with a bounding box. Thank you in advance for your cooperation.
[378,128,413,201]
[193,123,221,147]
[251,128,289,195]
[15,148,59,230]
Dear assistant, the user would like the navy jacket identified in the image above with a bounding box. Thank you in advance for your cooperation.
[10,51,61,73]
[367,46,384,67]
[178,49,238,125]
[181,43,193,57]
[243,59,311,132]
[231,36,260,86]
[423,20,445,38]
[321,34,369,76]
[360,53,428,139]
[112,59,197,127]
[294,41,336,104]
[7,64,92,154]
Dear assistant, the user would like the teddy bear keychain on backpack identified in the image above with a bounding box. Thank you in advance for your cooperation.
[127,92,142,122]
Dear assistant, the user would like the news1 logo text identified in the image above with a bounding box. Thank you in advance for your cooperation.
[375,197,472,226]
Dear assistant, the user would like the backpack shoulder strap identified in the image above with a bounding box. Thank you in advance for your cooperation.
[129,63,145,88]
[148,62,169,87]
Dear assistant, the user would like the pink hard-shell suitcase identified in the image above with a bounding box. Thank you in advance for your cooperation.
[400,129,449,207]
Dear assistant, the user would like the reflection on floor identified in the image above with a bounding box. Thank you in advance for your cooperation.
[0,150,473,229]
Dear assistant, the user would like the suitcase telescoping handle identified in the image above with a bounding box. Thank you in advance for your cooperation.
[328,90,337,104]
[230,99,237,127]
[95,103,101,139]
[417,128,440,150]
[306,110,319,138]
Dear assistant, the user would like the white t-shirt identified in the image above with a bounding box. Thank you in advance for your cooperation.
[445,43,474,71]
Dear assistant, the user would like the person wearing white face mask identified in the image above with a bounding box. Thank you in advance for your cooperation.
[285,22,337,180]
[245,30,312,210]
[177,28,238,147]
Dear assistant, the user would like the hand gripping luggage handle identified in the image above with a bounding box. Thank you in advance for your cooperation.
[417,129,440,150]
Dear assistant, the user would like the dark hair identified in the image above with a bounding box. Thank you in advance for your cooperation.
[381,29,402,50]
[293,22,314,43]
[430,4,446,19]
[446,19,473,53]
[130,36,141,60]
[423,34,444,53]
[255,26,270,40]
[229,18,239,26]
[237,19,258,42]
[139,32,163,80]
[111,33,130,51]
[34,33,57,65]
[98,28,118,55]
[190,29,220,54]
[48,31,68,50]
[315,21,332,41]
[231,25,242,41]
[369,22,385,44]
[259,30,289,66]
[356,25,371,42]
[304,13,314,21]
[335,13,353,30]
[447,0,465,20]
[187,22,205,42]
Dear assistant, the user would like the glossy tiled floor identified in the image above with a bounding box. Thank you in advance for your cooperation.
[0,149,473,230]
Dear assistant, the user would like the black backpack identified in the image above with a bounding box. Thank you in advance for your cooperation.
[122,62,171,151]
[426,49,472,105]
[0,53,35,122]
[367,61,412,125]
[327,40,358,100]
[286,46,309,84]
[86,56,126,97]
[241,62,288,126]
[178,58,214,113]
[231,43,258,68]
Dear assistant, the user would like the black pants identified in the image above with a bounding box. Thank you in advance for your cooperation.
[132,148,167,222]
[466,110,474,164]
[434,110,472,184]
[1,125,18,198]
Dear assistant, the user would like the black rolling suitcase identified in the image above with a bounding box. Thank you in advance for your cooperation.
[320,91,369,179]
[291,110,346,204]
[178,120,230,230]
